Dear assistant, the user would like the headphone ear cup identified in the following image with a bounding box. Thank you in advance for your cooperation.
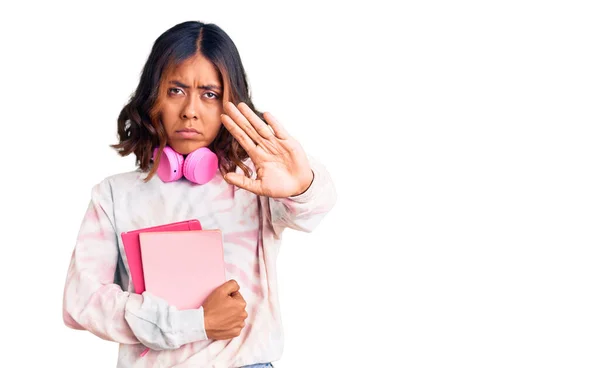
[154,146,184,182]
[183,147,219,185]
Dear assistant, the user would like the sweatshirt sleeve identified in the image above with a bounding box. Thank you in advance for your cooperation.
[267,155,337,237]
[62,180,208,350]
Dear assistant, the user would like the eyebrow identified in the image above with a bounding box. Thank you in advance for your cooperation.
[168,80,222,92]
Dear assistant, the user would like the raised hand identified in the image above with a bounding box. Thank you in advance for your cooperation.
[220,102,314,198]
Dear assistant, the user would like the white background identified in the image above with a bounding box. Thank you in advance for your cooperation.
[1,1,599,367]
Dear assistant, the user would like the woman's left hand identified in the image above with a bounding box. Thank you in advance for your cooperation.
[220,102,314,198]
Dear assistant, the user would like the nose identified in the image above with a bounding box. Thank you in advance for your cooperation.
[181,95,200,120]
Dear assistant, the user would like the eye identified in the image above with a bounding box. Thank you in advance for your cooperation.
[204,92,218,99]
[168,88,184,95]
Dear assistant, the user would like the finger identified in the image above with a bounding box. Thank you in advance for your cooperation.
[221,279,240,295]
[263,111,289,139]
[232,291,246,304]
[220,114,257,153]
[233,291,246,303]
[224,172,264,196]
[224,102,264,146]
[237,102,274,140]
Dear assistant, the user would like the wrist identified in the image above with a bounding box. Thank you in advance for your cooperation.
[291,170,314,197]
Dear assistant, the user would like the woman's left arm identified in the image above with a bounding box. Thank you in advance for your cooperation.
[220,102,337,235]
[266,155,336,235]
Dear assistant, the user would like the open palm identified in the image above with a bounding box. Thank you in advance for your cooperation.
[220,102,314,198]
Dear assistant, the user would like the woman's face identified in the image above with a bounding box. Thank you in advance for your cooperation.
[158,54,224,155]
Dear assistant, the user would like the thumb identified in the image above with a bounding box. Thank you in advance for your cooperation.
[224,172,262,195]
[221,279,240,295]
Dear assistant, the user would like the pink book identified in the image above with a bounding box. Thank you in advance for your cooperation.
[139,230,226,310]
[121,220,202,294]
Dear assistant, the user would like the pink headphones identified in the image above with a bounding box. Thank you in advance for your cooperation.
[153,146,219,185]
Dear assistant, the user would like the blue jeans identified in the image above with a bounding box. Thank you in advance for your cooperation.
[241,364,272,368]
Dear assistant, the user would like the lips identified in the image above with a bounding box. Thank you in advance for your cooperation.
[177,128,200,133]
[176,128,200,138]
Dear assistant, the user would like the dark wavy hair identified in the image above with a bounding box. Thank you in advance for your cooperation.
[111,21,261,181]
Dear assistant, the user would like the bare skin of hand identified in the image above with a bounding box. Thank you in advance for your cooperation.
[220,102,314,198]
[202,279,248,340]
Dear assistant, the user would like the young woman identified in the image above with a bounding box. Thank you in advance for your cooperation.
[61,20,336,368]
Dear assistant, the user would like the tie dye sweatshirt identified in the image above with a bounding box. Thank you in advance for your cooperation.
[62,155,336,368]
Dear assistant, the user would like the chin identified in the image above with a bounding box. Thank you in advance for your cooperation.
[170,141,209,155]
